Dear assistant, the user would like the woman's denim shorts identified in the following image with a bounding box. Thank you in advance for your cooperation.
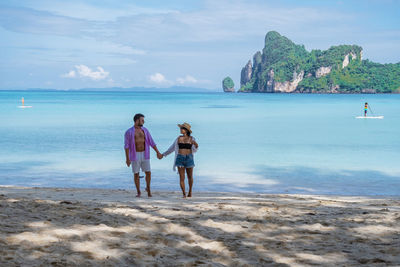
[175,154,195,168]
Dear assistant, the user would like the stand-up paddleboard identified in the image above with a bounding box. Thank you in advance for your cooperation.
[17,97,32,108]
[355,116,384,119]
[358,102,382,118]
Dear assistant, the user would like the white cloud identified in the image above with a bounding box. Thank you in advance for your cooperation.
[97,42,146,56]
[148,73,210,86]
[75,65,109,80]
[23,2,175,22]
[0,7,91,37]
[62,65,109,80]
[176,75,197,84]
[109,1,351,47]
[61,70,76,78]
[148,72,170,84]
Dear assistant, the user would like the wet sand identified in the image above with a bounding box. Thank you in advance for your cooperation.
[1,186,399,266]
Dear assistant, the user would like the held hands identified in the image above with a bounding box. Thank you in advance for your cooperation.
[157,152,164,160]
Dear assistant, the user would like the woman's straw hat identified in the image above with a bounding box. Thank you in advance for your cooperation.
[178,122,192,133]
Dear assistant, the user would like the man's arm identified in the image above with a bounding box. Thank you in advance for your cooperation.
[145,129,163,159]
[124,130,131,167]
[152,145,163,159]
[125,148,131,167]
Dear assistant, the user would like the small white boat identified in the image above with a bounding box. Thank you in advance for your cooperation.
[17,97,32,108]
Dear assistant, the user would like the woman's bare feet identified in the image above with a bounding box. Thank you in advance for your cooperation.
[187,192,192,197]
[136,192,141,198]
[145,187,152,197]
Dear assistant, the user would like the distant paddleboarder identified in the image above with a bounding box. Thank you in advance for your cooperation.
[364,102,369,117]
[18,97,32,108]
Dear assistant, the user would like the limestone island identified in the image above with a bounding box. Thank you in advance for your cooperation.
[224,31,400,93]
[222,76,235,92]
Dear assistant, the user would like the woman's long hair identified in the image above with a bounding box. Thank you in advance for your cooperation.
[181,127,191,136]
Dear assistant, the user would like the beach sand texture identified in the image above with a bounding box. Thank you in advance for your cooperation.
[1,186,399,266]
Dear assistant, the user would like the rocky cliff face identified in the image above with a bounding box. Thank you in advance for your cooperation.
[315,66,332,78]
[342,52,357,68]
[274,70,305,92]
[265,69,275,92]
[240,60,252,87]
[223,86,235,93]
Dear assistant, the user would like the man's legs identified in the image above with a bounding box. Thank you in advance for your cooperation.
[145,171,152,197]
[134,172,141,197]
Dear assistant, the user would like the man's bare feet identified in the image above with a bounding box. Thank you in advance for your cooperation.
[136,192,141,198]
[187,192,192,197]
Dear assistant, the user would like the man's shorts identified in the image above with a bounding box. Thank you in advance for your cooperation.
[132,152,151,174]
[175,153,195,168]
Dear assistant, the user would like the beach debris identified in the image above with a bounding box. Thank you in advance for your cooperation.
[59,200,73,205]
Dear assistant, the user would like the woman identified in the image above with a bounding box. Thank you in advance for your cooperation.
[162,122,199,198]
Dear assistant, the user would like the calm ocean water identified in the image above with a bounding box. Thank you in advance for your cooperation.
[0,91,399,195]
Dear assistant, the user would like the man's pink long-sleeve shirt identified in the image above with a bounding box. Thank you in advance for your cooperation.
[124,126,156,161]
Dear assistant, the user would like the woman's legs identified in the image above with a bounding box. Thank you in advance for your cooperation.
[186,167,193,197]
[178,167,186,198]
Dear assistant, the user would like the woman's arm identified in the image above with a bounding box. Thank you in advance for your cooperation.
[191,137,198,153]
[191,137,198,148]
[162,138,177,157]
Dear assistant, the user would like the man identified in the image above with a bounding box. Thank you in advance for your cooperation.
[124,113,162,197]
[364,102,369,117]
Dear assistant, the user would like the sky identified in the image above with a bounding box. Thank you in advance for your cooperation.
[0,0,399,90]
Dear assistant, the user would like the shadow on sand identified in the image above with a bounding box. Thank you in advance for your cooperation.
[1,187,400,266]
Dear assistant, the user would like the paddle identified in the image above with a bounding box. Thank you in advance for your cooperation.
[368,104,375,116]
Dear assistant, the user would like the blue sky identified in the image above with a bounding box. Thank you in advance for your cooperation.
[0,0,399,90]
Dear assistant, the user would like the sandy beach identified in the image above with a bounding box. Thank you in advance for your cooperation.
[0,186,399,266]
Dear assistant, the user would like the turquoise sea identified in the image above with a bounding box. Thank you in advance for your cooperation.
[0,91,399,195]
